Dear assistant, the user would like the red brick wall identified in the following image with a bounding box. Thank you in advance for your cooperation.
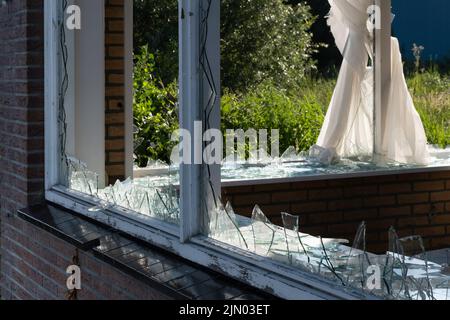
[105,0,126,184]
[1,0,449,301]
[0,0,168,300]
[0,0,45,299]
[0,0,45,220]
[223,171,450,253]
[1,216,172,300]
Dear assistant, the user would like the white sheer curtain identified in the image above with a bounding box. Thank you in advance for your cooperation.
[311,0,429,165]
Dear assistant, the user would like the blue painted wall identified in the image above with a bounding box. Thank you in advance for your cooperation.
[392,0,450,61]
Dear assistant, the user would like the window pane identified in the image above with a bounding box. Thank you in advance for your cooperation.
[219,0,449,184]
[202,0,450,300]
[58,0,180,226]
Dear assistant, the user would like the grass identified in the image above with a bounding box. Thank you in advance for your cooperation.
[295,69,450,149]
[408,70,450,148]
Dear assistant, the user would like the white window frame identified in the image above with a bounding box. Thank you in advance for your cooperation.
[46,0,363,300]
[44,0,448,300]
[44,0,179,237]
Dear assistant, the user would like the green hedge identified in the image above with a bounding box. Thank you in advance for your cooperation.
[221,82,324,154]
[133,48,325,166]
[409,70,450,148]
[133,46,449,166]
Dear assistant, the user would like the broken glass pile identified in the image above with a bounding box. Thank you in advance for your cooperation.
[68,157,180,225]
[221,146,450,182]
[207,202,450,300]
[128,146,450,184]
[67,155,450,299]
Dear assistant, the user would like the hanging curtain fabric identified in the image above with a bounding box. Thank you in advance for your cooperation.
[311,0,429,165]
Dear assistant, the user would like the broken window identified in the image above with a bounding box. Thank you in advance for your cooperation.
[59,0,180,226]
[48,0,450,300]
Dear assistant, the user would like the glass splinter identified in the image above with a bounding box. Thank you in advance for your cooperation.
[281,212,310,265]
[251,205,275,255]
[224,202,249,250]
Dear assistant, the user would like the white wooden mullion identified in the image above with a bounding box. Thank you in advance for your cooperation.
[179,0,221,242]
[179,0,202,242]
[44,0,61,191]
[374,0,392,159]
[200,0,221,235]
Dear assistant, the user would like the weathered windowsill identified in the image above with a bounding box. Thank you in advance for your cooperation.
[17,203,275,300]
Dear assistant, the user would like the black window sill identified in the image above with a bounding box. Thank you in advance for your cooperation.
[17,203,276,300]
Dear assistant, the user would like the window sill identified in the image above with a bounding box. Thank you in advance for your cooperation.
[45,188,379,300]
[221,164,450,187]
[17,203,273,300]
[131,162,450,188]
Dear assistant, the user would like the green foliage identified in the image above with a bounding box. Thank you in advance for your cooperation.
[132,0,449,164]
[133,48,449,166]
[133,46,178,166]
[221,0,319,92]
[292,76,335,114]
[299,69,450,149]
[133,0,178,85]
[133,45,326,165]
[221,81,325,153]
[408,70,450,148]
[133,0,318,91]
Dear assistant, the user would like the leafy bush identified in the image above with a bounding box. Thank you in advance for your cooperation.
[133,0,318,92]
[133,36,449,167]
[221,81,325,153]
[295,70,450,149]
[133,0,178,85]
[221,0,319,92]
[133,47,326,166]
[133,46,178,167]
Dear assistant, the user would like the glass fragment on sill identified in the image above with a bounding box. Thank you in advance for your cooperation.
[384,226,406,299]
[68,157,99,196]
[341,222,372,290]
[281,212,311,266]
[152,187,180,224]
[208,201,249,250]
[206,200,450,300]
[395,234,435,300]
[280,146,300,162]
[67,157,180,225]
[250,205,278,256]
[219,146,450,183]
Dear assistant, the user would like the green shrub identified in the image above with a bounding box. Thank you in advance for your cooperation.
[293,76,335,114]
[133,49,326,165]
[133,0,178,85]
[221,0,319,92]
[133,0,319,92]
[133,45,179,166]
[221,81,324,154]
[133,45,449,166]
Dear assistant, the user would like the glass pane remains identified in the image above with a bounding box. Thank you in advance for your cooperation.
[68,157,180,225]
[206,202,450,300]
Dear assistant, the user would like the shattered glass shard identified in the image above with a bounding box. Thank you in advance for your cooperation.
[251,205,276,255]
[342,221,372,290]
[280,146,299,162]
[281,212,310,265]
[68,156,180,225]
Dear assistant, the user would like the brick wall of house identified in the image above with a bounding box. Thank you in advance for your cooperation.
[1,0,449,301]
[0,0,45,219]
[223,171,450,253]
[0,0,45,299]
[0,0,168,300]
[105,0,126,184]
[1,216,172,300]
